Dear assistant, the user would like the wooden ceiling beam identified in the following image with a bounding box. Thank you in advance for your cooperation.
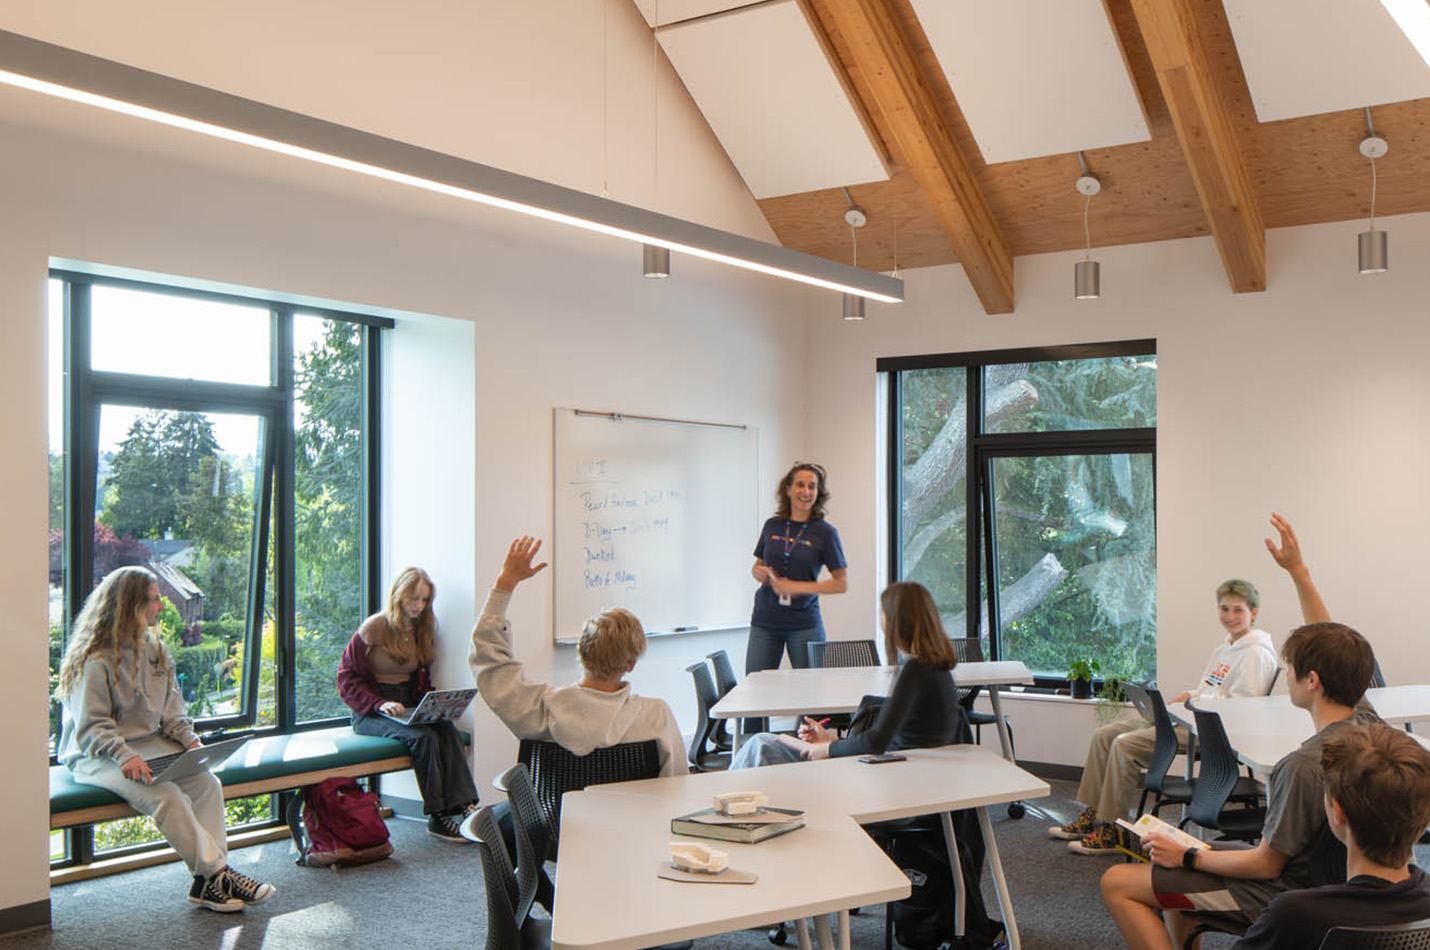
[815,0,1015,314]
[1127,0,1265,293]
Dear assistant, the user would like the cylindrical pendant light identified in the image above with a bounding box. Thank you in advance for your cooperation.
[1359,229,1388,275]
[842,293,865,321]
[1074,161,1101,300]
[642,243,670,279]
[1359,118,1389,276]
[1075,259,1101,300]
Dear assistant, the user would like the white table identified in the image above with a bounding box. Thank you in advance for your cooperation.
[709,660,1033,761]
[550,744,1049,950]
[1169,686,1430,772]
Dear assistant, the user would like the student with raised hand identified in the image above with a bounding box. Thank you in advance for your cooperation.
[730,581,967,767]
[57,566,275,913]
[1233,721,1430,950]
[468,535,685,777]
[339,566,479,841]
[1101,514,1383,950]
[1052,576,1278,855]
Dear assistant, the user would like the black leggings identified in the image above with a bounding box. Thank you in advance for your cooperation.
[352,681,478,815]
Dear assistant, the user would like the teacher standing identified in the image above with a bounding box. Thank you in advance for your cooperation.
[747,462,849,684]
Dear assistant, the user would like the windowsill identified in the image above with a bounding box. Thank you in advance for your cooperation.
[994,688,1132,707]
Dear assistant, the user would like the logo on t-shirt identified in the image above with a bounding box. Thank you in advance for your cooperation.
[771,531,814,548]
[1204,663,1231,688]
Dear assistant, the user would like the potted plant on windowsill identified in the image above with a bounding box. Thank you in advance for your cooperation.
[1067,658,1100,700]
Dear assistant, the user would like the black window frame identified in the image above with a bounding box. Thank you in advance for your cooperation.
[879,339,1157,688]
[50,270,391,865]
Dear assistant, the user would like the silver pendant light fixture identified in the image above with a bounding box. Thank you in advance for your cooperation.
[1074,152,1101,300]
[843,190,867,320]
[1359,108,1388,275]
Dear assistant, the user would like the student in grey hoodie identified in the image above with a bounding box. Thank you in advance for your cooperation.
[57,566,275,913]
[467,535,684,777]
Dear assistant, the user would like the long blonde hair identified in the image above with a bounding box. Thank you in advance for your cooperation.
[375,567,436,666]
[57,566,163,696]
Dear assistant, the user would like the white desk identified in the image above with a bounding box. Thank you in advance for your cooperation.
[1169,686,1430,772]
[709,661,1033,760]
[551,744,1049,950]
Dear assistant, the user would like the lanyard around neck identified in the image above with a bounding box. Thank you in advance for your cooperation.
[782,520,809,566]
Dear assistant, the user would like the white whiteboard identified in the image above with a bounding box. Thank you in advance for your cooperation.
[552,409,760,643]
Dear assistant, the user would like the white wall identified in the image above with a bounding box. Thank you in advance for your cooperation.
[0,70,809,916]
[809,213,1430,769]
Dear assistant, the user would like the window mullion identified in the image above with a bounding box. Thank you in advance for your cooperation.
[274,309,296,733]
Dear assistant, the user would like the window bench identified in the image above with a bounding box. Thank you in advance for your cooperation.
[49,727,428,830]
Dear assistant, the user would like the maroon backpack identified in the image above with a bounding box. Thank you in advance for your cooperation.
[290,777,393,868]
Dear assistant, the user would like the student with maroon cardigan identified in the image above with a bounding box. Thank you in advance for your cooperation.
[338,567,479,840]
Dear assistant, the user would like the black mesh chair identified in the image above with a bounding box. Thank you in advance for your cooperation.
[806,639,880,668]
[685,661,731,771]
[806,639,880,735]
[518,738,662,844]
[1319,918,1430,949]
[469,805,552,950]
[707,649,738,750]
[493,763,554,921]
[1124,683,1193,820]
[1182,706,1267,842]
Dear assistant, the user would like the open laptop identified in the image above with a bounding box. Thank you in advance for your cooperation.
[379,687,478,726]
[144,736,250,784]
[1122,681,1156,724]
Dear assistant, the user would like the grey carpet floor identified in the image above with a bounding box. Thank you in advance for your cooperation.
[3,780,1272,950]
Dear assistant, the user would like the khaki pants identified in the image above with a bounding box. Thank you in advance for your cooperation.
[1075,720,1158,823]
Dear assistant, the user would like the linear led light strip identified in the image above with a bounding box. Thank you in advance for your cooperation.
[0,37,901,303]
[1379,0,1430,69]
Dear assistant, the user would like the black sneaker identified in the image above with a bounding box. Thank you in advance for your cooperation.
[428,812,466,841]
[188,873,244,913]
[221,866,275,905]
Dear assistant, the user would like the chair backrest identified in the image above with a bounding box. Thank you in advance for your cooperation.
[807,638,879,669]
[948,637,986,709]
[1266,666,1282,695]
[1188,706,1253,830]
[707,649,738,698]
[1372,658,1388,689]
[495,763,548,923]
[685,661,720,767]
[1126,683,1179,796]
[469,806,521,950]
[518,738,661,831]
[1318,918,1430,950]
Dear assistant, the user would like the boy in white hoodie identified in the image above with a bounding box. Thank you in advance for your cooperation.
[468,535,685,777]
[1052,576,1279,855]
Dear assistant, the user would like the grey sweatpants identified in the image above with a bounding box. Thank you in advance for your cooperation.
[71,753,228,878]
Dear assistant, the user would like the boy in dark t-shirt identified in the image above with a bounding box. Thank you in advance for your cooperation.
[1234,722,1430,950]
[1101,514,1382,950]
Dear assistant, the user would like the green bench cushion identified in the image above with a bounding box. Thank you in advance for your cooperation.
[50,727,413,815]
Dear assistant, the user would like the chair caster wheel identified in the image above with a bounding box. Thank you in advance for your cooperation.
[769,923,789,945]
[1007,801,1026,819]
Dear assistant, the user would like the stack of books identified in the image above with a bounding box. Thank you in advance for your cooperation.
[670,806,806,843]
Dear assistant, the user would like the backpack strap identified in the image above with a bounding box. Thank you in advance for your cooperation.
[287,786,311,866]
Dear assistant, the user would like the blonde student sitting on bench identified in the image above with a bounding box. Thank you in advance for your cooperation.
[57,566,275,912]
[1051,515,1288,855]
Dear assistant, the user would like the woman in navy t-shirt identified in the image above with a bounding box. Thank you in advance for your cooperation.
[747,462,849,683]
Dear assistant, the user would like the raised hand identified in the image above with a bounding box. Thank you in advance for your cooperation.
[1264,512,1304,572]
[496,535,549,591]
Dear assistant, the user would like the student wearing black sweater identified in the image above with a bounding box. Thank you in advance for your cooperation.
[729,581,966,767]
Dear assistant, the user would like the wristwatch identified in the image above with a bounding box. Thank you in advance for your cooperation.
[1182,847,1199,870]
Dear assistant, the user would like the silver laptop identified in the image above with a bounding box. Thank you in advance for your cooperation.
[144,736,249,784]
[379,687,478,726]
[1122,682,1156,724]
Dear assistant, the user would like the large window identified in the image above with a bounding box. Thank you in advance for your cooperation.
[47,272,389,862]
[883,342,1156,686]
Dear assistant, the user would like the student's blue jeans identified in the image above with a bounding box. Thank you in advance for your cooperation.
[730,732,805,769]
[743,621,824,733]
